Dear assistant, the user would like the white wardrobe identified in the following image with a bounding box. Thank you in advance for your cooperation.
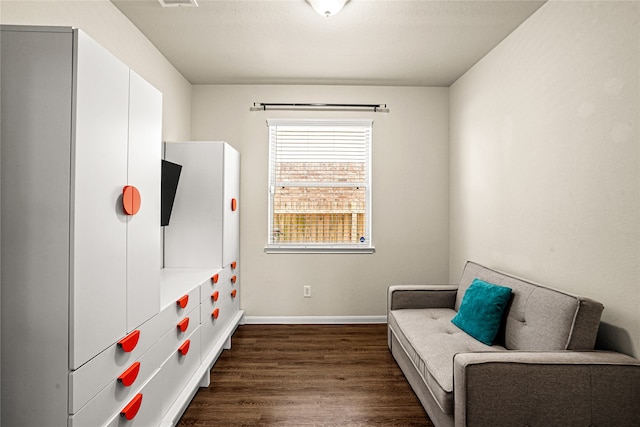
[1,26,243,427]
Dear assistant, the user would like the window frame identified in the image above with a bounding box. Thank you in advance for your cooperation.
[265,118,374,254]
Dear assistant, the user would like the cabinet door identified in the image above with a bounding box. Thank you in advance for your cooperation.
[126,70,162,331]
[222,145,240,266]
[164,142,224,269]
[71,30,129,369]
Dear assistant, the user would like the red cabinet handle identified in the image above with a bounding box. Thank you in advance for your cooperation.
[211,273,219,284]
[122,186,141,216]
[117,330,140,353]
[212,291,219,302]
[231,275,237,284]
[231,198,237,211]
[212,308,220,319]
[118,362,141,387]
[177,317,189,332]
[120,393,143,420]
[176,295,189,309]
[178,340,191,356]
[231,289,237,299]
[231,261,237,270]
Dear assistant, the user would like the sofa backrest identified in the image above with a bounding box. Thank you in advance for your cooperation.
[455,261,604,351]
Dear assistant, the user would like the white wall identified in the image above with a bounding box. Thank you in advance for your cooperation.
[191,85,449,318]
[450,1,639,356]
[0,0,192,141]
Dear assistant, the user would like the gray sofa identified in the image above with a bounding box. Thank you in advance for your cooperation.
[387,261,640,427]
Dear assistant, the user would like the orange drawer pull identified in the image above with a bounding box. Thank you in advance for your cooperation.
[120,393,143,420]
[176,295,189,309]
[231,289,237,299]
[118,362,141,387]
[212,291,219,302]
[231,261,237,270]
[212,308,220,319]
[211,273,219,284]
[117,330,140,353]
[122,186,141,216]
[178,340,191,356]
[231,198,237,212]
[231,275,237,284]
[177,317,190,332]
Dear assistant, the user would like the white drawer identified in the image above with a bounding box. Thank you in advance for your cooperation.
[68,342,164,427]
[200,268,223,303]
[164,303,200,362]
[229,276,239,311]
[68,303,200,426]
[202,276,231,307]
[69,309,169,413]
[224,261,238,287]
[225,266,238,303]
[101,326,201,427]
[101,373,164,427]
[200,291,227,326]
[200,290,235,358]
[154,326,202,417]
[228,286,240,314]
[158,285,200,333]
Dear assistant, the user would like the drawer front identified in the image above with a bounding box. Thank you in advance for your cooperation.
[153,304,200,368]
[68,342,165,427]
[200,268,223,303]
[229,282,240,312]
[228,260,239,311]
[101,372,164,427]
[98,326,201,427]
[200,287,235,358]
[154,326,202,417]
[159,285,200,333]
[202,277,230,310]
[70,309,169,413]
[222,261,238,287]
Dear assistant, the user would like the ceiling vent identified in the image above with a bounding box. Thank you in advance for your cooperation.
[157,0,198,7]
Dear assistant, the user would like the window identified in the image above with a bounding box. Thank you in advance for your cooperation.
[266,119,373,253]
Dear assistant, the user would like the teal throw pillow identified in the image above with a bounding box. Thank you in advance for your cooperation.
[451,278,512,345]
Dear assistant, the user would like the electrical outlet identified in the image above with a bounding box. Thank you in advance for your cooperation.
[303,285,311,298]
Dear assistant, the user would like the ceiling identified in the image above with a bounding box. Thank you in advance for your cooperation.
[112,0,546,86]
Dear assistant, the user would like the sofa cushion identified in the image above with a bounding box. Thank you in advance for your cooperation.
[388,308,504,415]
[456,261,603,350]
[451,278,512,345]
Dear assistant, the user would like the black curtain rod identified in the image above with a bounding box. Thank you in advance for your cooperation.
[250,102,388,112]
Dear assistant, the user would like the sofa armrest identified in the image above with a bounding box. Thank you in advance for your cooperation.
[387,285,458,311]
[453,351,640,427]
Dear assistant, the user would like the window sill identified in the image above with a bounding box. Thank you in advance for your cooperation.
[264,246,376,254]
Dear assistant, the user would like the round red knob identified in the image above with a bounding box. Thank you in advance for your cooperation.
[122,186,141,215]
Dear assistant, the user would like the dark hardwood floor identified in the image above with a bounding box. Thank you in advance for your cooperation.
[177,324,433,427]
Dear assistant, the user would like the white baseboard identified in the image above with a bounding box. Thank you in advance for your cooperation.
[243,315,387,325]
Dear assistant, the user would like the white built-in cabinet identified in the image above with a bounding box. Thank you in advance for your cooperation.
[164,141,240,269]
[164,141,242,364]
[1,26,243,427]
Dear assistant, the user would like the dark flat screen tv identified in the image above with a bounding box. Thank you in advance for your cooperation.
[161,159,182,226]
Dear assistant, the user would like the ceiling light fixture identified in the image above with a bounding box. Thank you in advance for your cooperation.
[305,0,350,17]
[157,0,198,7]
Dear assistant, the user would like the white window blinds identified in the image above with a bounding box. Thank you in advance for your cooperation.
[267,119,373,252]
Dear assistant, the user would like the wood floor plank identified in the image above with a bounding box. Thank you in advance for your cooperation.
[177,324,433,427]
